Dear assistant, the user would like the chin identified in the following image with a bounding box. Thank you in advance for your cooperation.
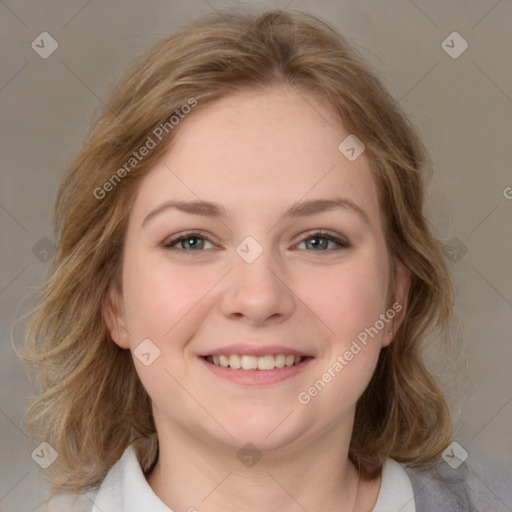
[210,410,306,452]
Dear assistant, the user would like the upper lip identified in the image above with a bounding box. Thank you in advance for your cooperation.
[198,344,313,358]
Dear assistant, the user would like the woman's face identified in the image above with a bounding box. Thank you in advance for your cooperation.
[105,87,408,453]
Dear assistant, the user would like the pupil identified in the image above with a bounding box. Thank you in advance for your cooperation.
[309,237,326,250]
[187,237,202,249]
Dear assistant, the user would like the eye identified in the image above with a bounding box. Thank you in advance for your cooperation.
[162,230,350,253]
[163,231,215,251]
[296,231,350,251]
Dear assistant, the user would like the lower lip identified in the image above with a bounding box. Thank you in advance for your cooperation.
[199,357,314,385]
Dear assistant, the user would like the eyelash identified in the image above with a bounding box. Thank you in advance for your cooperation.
[162,230,351,253]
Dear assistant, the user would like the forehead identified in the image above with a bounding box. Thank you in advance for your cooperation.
[130,87,381,227]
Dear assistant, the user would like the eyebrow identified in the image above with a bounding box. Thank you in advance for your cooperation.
[142,197,371,227]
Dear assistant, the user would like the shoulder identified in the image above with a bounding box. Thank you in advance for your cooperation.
[403,450,512,512]
[32,439,152,512]
[32,489,99,512]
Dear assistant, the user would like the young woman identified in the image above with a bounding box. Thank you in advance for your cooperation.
[19,9,512,512]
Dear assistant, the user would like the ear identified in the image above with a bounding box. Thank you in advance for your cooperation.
[382,264,411,348]
[102,280,130,349]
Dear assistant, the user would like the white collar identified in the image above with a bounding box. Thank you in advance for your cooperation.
[370,458,416,512]
[91,444,416,512]
[92,444,169,511]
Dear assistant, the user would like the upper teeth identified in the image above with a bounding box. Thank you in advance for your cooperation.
[207,354,303,370]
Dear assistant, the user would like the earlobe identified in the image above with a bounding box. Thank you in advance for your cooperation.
[102,281,130,349]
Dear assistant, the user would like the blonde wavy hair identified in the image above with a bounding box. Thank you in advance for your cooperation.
[15,8,456,497]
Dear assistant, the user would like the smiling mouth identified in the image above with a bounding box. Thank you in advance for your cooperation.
[202,354,311,371]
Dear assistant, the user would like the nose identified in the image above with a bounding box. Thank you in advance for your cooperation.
[218,242,296,327]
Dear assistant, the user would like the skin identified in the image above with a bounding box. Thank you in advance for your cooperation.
[104,86,410,512]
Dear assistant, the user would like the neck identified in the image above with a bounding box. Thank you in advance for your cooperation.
[145,419,373,512]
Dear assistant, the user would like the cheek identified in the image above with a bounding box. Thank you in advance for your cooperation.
[313,258,389,345]
[120,255,213,398]
[303,253,389,406]
[121,253,209,343]
[299,260,388,410]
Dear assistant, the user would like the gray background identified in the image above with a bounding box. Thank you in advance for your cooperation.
[1,0,511,509]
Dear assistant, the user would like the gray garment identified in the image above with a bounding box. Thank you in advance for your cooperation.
[405,455,512,512]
